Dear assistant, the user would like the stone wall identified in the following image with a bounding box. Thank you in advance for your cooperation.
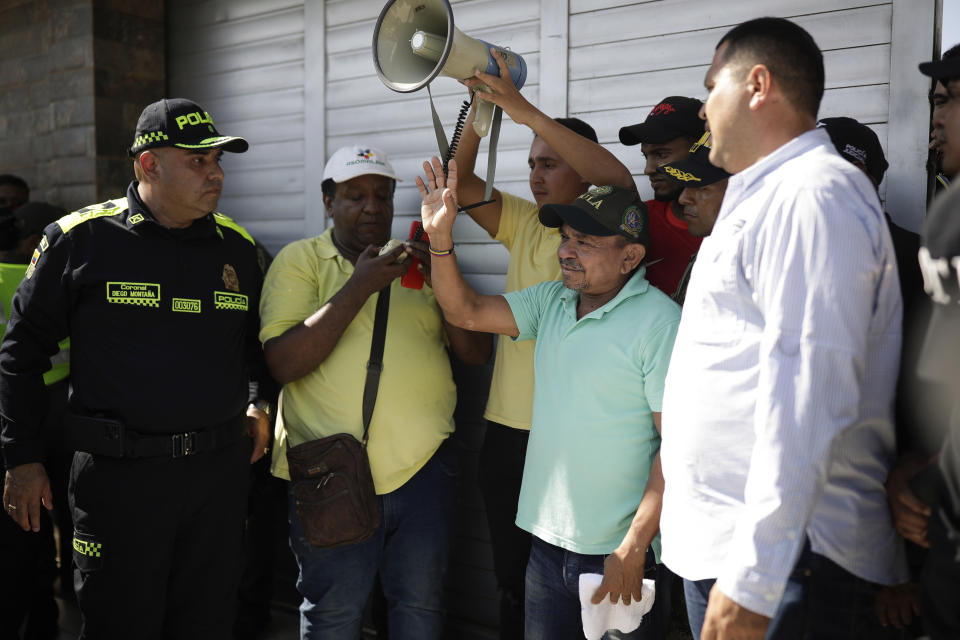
[0,0,164,211]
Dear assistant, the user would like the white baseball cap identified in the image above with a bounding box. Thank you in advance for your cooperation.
[322,145,402,184]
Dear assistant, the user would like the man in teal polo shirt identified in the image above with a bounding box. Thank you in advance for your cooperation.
[415,158,680,639]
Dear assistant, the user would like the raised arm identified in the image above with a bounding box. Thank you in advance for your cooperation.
[451,99,504,236]
[464,50,636,192]
[417,157,519,337]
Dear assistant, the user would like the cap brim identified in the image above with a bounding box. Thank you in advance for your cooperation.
[326,167,402,183]
[917,304,960,382]
[658,155,729,187]
[538,203,615,236]
[919,58,960,80]
[174,136,249,153]
[619,122,693,146]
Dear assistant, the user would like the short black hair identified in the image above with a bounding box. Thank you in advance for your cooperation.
[717,17,825,119]
[0,174,29,193]
[553,118,598,143]
[321,178,336,200]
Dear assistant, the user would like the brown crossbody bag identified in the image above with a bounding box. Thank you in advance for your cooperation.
[285,285,390,548]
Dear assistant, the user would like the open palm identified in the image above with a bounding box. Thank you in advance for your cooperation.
[417,157,459,239]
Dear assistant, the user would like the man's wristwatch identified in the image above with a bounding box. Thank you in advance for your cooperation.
[250,399,272,416]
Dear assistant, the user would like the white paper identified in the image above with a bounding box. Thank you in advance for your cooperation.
[579,573,656,640]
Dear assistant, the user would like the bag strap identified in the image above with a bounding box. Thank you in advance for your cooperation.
[361,285,391,446]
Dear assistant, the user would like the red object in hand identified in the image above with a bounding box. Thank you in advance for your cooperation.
[401,221,429,289]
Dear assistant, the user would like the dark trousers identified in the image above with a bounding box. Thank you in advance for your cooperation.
[234,453,288,639]
[684,542,887,640]
[0,482,59,640]
[478,421,531,640]
[288,443,460,640]
[921,468,960,639]
[70,436,251,640]
[525,536,672,640]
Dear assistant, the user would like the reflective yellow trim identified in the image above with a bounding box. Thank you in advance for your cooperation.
[58,199,129,234]
[73,537,103,558]
[212,212,255,245]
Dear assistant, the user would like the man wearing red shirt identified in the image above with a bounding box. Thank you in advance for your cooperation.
[620,97,706,299]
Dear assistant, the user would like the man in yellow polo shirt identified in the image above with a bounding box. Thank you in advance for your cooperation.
[259,145,490,639]
[454,51,636,638]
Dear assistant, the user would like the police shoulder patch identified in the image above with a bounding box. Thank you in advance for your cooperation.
[212,212,255,246]
[25,248,40,279]
[58,198,130,234]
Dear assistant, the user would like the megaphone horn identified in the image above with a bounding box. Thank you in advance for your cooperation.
[372,0,527,138]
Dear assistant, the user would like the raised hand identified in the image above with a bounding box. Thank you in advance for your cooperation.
[416,156,459,244]
[464,49,537,126]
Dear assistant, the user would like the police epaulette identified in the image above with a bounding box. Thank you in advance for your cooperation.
[57,198,130,234]
[212,212,255,246]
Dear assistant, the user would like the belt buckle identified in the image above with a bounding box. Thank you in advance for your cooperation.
[171,432,197,458]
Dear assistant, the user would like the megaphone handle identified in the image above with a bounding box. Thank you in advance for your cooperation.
[483,105,503,202]
[474,97,494,138]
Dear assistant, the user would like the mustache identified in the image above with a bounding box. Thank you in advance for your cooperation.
[559,258,583,271]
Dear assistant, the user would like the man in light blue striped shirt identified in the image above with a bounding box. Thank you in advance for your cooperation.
[660,17,908,640]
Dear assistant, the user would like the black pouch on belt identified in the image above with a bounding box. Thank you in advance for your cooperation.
[64,414,126,457]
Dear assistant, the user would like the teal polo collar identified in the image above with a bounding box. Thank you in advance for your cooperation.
[559,266,649,320]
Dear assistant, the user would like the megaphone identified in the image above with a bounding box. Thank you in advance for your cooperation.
[372,0,527,139]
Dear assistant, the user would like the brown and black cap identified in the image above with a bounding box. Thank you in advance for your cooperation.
[539,186,650,246]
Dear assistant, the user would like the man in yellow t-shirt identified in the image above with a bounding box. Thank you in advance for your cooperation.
[454,52,637,639]
[259,145,490,639]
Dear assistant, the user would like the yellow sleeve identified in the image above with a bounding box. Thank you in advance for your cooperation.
[494,191,537,252]
[259,238,326,344]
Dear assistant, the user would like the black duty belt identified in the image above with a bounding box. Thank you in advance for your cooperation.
[65,413,246,459]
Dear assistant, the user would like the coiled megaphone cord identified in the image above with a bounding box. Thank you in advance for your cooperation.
[443,92,475,178]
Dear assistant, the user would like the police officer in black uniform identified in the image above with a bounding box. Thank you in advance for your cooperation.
[0,98,275,639]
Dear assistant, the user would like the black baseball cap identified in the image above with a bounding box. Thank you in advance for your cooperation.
[539,186,650,245]
[129,98,249,157]
[657,132,730,187]
[919,43,960,81]
[917,184,960,384]
[817,117,889,186]
[619,97,705,146]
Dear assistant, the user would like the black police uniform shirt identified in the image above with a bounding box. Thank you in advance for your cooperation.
[0,182,270,468]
